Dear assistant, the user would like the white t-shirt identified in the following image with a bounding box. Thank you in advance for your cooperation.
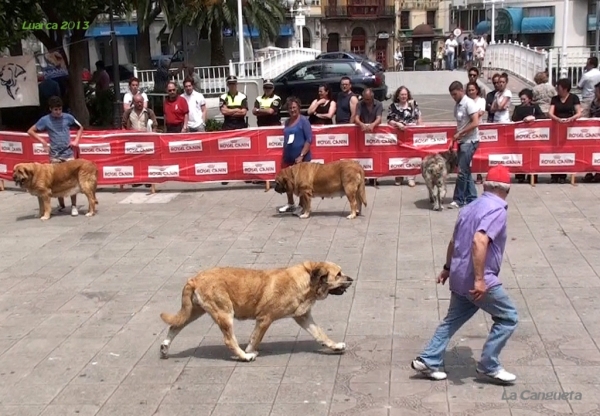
[493,89,512,123]
[474,96,486,113]
[445,39,458,55]
[183,90,206,129]
[123,91,148,107]
[578,68,600,100]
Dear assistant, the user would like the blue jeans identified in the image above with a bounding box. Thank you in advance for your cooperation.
[446,52,455,70]
[453,141,479,206]
[419,285,518,373]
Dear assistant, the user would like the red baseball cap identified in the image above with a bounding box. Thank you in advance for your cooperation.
[486,165,511,184]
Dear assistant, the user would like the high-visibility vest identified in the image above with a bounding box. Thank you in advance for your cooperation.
[221,92,248,129]
[255,94,282,126]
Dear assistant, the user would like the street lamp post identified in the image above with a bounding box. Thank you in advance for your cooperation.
[287,0,312,49]
[483,0,504,44]
[108,0,121,128]
[237,0,245,64]
[560,0,569,79]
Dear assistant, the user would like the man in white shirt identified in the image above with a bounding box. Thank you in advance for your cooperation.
[182,77,207,132]
[578,57,600,117]
[394,47,403,71]
[123,77,148,110]
[444,34,459,71]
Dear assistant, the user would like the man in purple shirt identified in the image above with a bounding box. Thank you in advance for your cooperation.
[411,165,518,384]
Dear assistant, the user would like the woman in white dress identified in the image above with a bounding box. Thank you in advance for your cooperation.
[490,73,512,123]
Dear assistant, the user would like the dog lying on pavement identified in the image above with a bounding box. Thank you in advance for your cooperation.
[421,147,458,211]
[159,261,353,362]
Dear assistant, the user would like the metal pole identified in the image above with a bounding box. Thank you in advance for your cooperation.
[595,0,599,57]
[109,0,121,129]
[491,1,495,44]
[299,15,304,48]
[237,0,245,64]
[560,0,569,78]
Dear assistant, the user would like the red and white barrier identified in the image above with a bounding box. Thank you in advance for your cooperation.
[1,120,600,187]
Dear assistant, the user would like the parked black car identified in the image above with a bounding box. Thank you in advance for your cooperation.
[272,59,388,114]
[104,63,135,83]
[316,51,385,73]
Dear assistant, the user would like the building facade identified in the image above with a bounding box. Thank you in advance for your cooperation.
[319,0,443,69]
[449,0,597,48]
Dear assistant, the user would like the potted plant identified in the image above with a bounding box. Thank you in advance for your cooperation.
[414,58,432,71]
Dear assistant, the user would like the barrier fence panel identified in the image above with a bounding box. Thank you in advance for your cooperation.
[1,120,600,187]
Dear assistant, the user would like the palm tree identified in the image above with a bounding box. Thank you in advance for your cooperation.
[172,0,287,66]
[132,0,179,70]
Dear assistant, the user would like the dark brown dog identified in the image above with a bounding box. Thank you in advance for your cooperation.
[12,159,98,220]
[160,261,353,362]
[273,160,367,219]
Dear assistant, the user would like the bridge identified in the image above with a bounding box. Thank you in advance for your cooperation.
[482,41,593,94]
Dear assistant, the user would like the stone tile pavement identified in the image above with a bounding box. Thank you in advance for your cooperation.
[1,178,600,415]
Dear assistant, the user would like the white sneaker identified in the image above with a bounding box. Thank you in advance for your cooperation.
[411,357,447,380]
[278,204,297,213]
[408,179,416,187]
[448,201,461,209]
[71,205,79,216]
[476,368,516,383]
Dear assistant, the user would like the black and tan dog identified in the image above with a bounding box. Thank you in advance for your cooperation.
[160,261,353,362]
[273,160,367,219]
[12,159,98,220]
[421,147,459,211]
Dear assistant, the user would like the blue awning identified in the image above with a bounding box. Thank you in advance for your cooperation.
[500,7,524,34]
[243,24,294,38]
[521,16,555,34]
[85,24,138,37]
[589,15,598,31]
[475,20,490,35]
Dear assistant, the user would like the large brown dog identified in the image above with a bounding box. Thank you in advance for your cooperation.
[160,261,353,362]
[273,160,367,219]
[12,159,99,220]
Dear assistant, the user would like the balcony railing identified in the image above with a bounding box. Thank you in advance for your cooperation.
[325,5,395,17]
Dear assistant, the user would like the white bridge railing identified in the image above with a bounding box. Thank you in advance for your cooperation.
[130,47,320,95]
[483,40,594,90]
[483,41,549,86]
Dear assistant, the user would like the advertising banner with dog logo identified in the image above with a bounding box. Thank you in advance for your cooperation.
[1,120,600,186]
[0,55,39,108]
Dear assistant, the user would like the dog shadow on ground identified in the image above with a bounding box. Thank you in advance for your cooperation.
[413,197,452,210]
[167,339,340,361]
[15,207,73,222]
[270,210,351,219]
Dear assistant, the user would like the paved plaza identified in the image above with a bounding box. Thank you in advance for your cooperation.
[1,176,600,416]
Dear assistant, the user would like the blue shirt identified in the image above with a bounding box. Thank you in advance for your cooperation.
[35,113,79,160]
[448,192,508,296]
[282,115,312,164]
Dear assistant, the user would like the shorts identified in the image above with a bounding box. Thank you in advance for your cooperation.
[51,157,75,164]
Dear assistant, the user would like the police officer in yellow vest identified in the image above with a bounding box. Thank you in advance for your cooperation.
[252,79,282,126]
[219,75,248,130]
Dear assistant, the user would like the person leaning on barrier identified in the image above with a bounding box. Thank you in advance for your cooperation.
[511,89,545,184]
[548,78,582,184]
[122,93,157,188]
[336,76,359,124]
[583,82,600,183]
[355,88,383,187]
[307,84,336,125]
[220,75,248,130]
[253,79,282,127]
[122,93,158,132]
[387,86,422,187]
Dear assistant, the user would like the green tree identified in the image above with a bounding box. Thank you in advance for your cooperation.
[0,0,41,54]
[172,0,287,66]
[0,0,131,126]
